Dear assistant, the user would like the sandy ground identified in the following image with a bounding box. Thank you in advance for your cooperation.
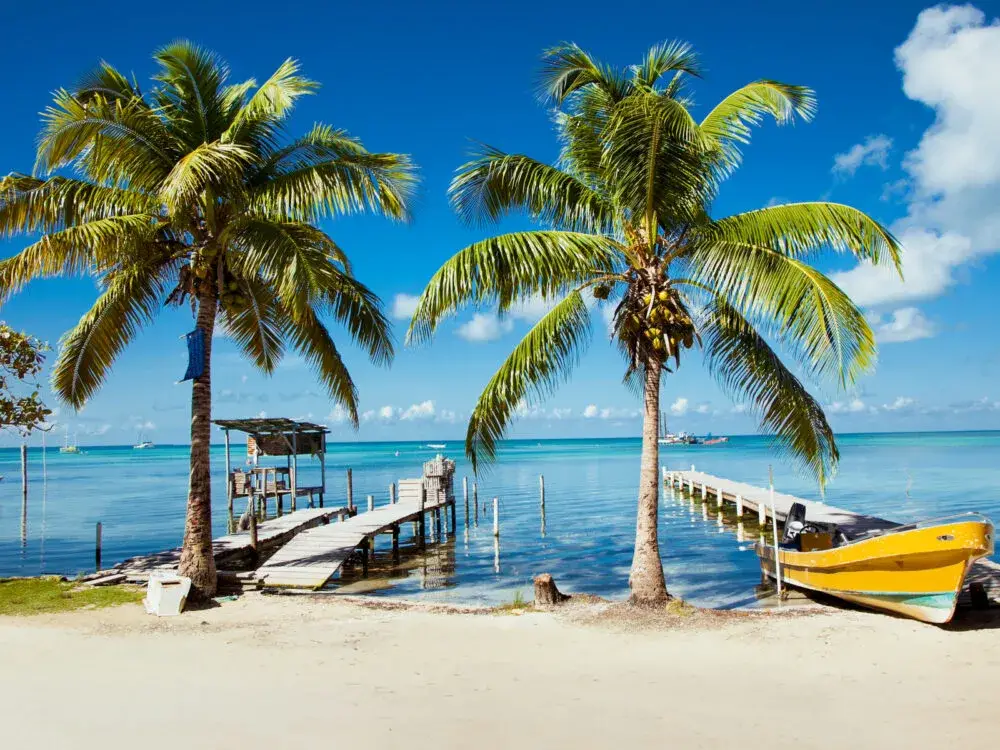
[1,594,999,749]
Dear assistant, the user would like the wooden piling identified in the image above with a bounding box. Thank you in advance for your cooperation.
[392,524,400,561]
[95,521,102,571]
[20,444,27,540]
[417,485,426,549]
[390,482,397,505]
[361,539,369,577]
[758,499,766,524]
[716,487,723,508]
[473,482,479,526]
[700,483,707,501]
[539,474,546,510]
[449,497,456,534]
[463,476,469,526]
[367,494,374,512]
[224,430,233,516]
[736,494,744,517]
[492,496,500,538]
[249,507,259,552]
[346,468,354,512]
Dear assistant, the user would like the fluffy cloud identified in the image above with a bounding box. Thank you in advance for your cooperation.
[870,306,936,343]
[832,6,1000,308]
[669,397,689,416]
[832,134,893,176]
[378,405,397,420]
[326,405,351,424]
[391,293,421,320]
[516,402,573,420]
[883,396,915,411]
[582,404,599,419]
[582,403,640,420]
[400,400,436,421]
[827,398,869,414]
[456,313,514,342]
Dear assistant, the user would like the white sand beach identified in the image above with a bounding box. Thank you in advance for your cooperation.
[1,595,999,749]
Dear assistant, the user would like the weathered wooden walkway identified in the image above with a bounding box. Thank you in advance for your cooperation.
[666,467,1000,601]
[257,481,455,589]
[116,505,348,580]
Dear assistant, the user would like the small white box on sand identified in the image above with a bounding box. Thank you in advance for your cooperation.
[143,573,192,616]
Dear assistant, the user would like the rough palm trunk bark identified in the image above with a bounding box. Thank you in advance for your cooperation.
[178,283,218,599]
[628,354,668,605]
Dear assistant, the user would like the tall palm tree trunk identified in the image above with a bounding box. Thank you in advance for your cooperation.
[178,285,218,599]
[629,355,668,605]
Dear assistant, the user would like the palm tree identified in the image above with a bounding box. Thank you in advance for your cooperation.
[408,42,902,605]
[0,43,416,598]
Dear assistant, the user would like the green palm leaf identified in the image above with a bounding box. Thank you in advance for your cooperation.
[465,291,591,471]
[701,298,837,483]
[406,231,620,344]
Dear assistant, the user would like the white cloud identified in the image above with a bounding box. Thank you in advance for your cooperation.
[581,403,640,420]
[391,293,421,320]
[832,6,1000,308]
[731,404,749,414]
[360,410,376,423]
[400,400,436,421]
[871,306,936,343]
[509,294,557,323]
[583,404,599,419]
[378,405,397,421]
[883,396,915,411]
[832,134,893,176]
[694,402,711,415]
[828,398,869,414]
[516,402,573,420]
[326,405,351,424]
[552,407,573,419]
[669,397,689,416]
[456,313,514,342]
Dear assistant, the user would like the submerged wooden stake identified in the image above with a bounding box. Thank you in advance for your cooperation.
[95,521,102,571]
[390,482,397,505]
[463,476,469,526]
[473,482,479,526]
[367,494,374,512]
[492,496,500,538]
[347,468,354,512]
[736,494,744,516]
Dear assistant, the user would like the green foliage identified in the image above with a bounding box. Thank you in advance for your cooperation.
[0,42,417,423]
[0,577,143,616]
[411,41,903,485]
[0,323,50,434]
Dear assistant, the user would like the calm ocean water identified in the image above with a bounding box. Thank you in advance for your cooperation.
[1,432,998,607]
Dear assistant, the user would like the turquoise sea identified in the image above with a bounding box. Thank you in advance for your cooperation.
[1,432,998,607]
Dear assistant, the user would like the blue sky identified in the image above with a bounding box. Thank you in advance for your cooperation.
[2,0,999,446]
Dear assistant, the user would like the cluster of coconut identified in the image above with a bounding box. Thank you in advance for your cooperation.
[187,251,249,313]
[621,288,697,363]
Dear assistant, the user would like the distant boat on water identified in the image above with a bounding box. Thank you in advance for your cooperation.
[59,427,83,454]
[427,443,446,450]
[657,412,699,445]
[133,431,155,450]
[703,436,729,445]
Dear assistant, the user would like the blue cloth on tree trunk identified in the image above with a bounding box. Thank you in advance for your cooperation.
[180,328,205,382]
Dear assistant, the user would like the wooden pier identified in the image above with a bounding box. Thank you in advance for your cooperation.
[256,480,456,589]
[665,467,1000,601]
[116,505,348,580]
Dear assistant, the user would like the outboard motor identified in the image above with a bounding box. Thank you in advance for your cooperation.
[782,502,808,545]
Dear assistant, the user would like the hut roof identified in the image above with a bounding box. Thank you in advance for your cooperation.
[213,417,329,435]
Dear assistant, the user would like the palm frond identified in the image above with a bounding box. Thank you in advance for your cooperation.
[51,262,164,408]
[218,274,285,373]
[700,298,837,484]
[708,201,902,271]
[74,62,144,104]
[224,58,317,147]
[700,81,815,171]
[319,271,395,367]
[630,40,701,88]
[538,43,630,105]
[152,41,229,144]
[159,141,254,213]
[465,291,590,472]
[406,231,620,344]
[449,145,613,232]
[686,239,876,387]
[279,304,360,427]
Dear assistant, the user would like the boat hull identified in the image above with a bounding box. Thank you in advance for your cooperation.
[757,519,993,623]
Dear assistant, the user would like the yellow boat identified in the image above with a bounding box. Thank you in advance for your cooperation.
[756,506,994,624]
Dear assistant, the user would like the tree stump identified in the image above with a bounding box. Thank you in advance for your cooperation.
[534,573,570,607]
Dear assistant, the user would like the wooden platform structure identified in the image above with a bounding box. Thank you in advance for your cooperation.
[257,478,456,589]
[214,417,329,516]
[115,505,349,580]
[665,467,1000,601]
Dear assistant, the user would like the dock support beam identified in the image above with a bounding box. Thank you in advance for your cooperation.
[224,430,233,516]
[390,482,397,505]
[392,524,400,561]
[736,494,744,516]
[473,482,479,526]
[449,497,456,534]
[417,485,426,549]
[347,468,354,513]
[493,496,500,538]
[463,477,469,527]
[368,494,374,512]
[95,521,102,571]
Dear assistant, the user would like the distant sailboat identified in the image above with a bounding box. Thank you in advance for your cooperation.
[133,431,154,450]
[59,426,82,454]
[658,412,698,445]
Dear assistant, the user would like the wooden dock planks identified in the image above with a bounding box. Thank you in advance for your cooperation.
[257,495,450,589]
[117,506,346,579]
[668,468,1000,601]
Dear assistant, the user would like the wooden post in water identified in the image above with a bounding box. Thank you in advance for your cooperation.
[392,524,400,562]
[736,494,744,517]
[390,482,397,505]
[224,429,233,516]
[318,433,327,508]
[539,474,545,511]
[417,484,426,549]
[346,468,354,512]
[473,481,479,526]
[716,487,723,508]
[758,498,766,525]
[367,494,374,512]
[95,521,102,571]
[492,496,500,538]
[361,539,369,577]
[290,431,299,512]
[700,483,706,501]
[449,495,456,534]
[463,476,469,527]
[20,444,28,542]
